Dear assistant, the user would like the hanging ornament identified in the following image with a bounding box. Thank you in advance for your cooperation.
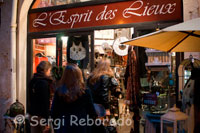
[113,37,129,56]
[70,42,86,60]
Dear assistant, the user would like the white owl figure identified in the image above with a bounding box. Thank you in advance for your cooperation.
[70,42,86,60]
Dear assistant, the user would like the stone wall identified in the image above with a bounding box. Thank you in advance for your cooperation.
[183,0,200,21]
[0,0,33,131]
[183,0,200,60]
[17,0,33,112]
[0,0,14,131]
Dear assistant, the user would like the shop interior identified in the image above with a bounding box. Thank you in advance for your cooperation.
[30,26,181,132]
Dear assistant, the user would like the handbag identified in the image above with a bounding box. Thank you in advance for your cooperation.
[93,103,106,117]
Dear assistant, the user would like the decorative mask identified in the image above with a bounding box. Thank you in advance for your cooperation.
[70,42,86,60]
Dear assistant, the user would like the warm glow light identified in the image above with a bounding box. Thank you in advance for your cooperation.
[118,20,124,24]
[61,36,69,47]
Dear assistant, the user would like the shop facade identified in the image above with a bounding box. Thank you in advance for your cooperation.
[27,1,183,127]
[0,0,200,132]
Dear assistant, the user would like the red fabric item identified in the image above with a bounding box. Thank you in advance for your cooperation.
[126,47,140,105]
[125,46,141,133]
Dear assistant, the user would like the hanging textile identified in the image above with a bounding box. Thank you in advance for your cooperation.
[124,46,141,133]
[67,35,89,69]
[125,47,141,105]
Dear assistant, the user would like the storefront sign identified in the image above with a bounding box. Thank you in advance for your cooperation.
[29,0,182,33]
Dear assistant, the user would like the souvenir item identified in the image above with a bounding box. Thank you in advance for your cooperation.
[113,37,129,56]
[70,42,86,60]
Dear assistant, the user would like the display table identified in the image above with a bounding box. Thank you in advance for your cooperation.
[145,112,164,133]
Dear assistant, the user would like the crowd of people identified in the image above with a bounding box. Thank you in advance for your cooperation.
[28,59,118,133]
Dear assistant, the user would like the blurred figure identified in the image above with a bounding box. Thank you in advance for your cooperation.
[87,59,118,133]
[182,68,200,133]
[28,61,53,133]
[51,64,97,133]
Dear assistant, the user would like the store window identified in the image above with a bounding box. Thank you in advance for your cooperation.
[32,0,95,9]
[32,37,56,73]
[31,34,92,66]
[29,33,92,82]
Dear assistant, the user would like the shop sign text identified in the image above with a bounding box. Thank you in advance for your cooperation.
[29,0,182,33]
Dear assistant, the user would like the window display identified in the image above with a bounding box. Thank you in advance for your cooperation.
[67,35,90,69]
[33,38,56,73]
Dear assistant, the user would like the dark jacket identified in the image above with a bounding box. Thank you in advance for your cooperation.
[87,75,115,109]
[28,73,53,119]
[51,85,97,133]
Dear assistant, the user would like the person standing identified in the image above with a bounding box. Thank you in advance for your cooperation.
[28,61,53,133]
[87,59,118,133]
[51,64,97,133]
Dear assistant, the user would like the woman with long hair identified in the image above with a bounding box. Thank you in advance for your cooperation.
[51,64,97,133]
[28,61,53,133]
[87,59,118,132]
[89,59,114,86]
[88,59,116,112]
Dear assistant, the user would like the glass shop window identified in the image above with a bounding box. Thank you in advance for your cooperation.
[32,37,56,73]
